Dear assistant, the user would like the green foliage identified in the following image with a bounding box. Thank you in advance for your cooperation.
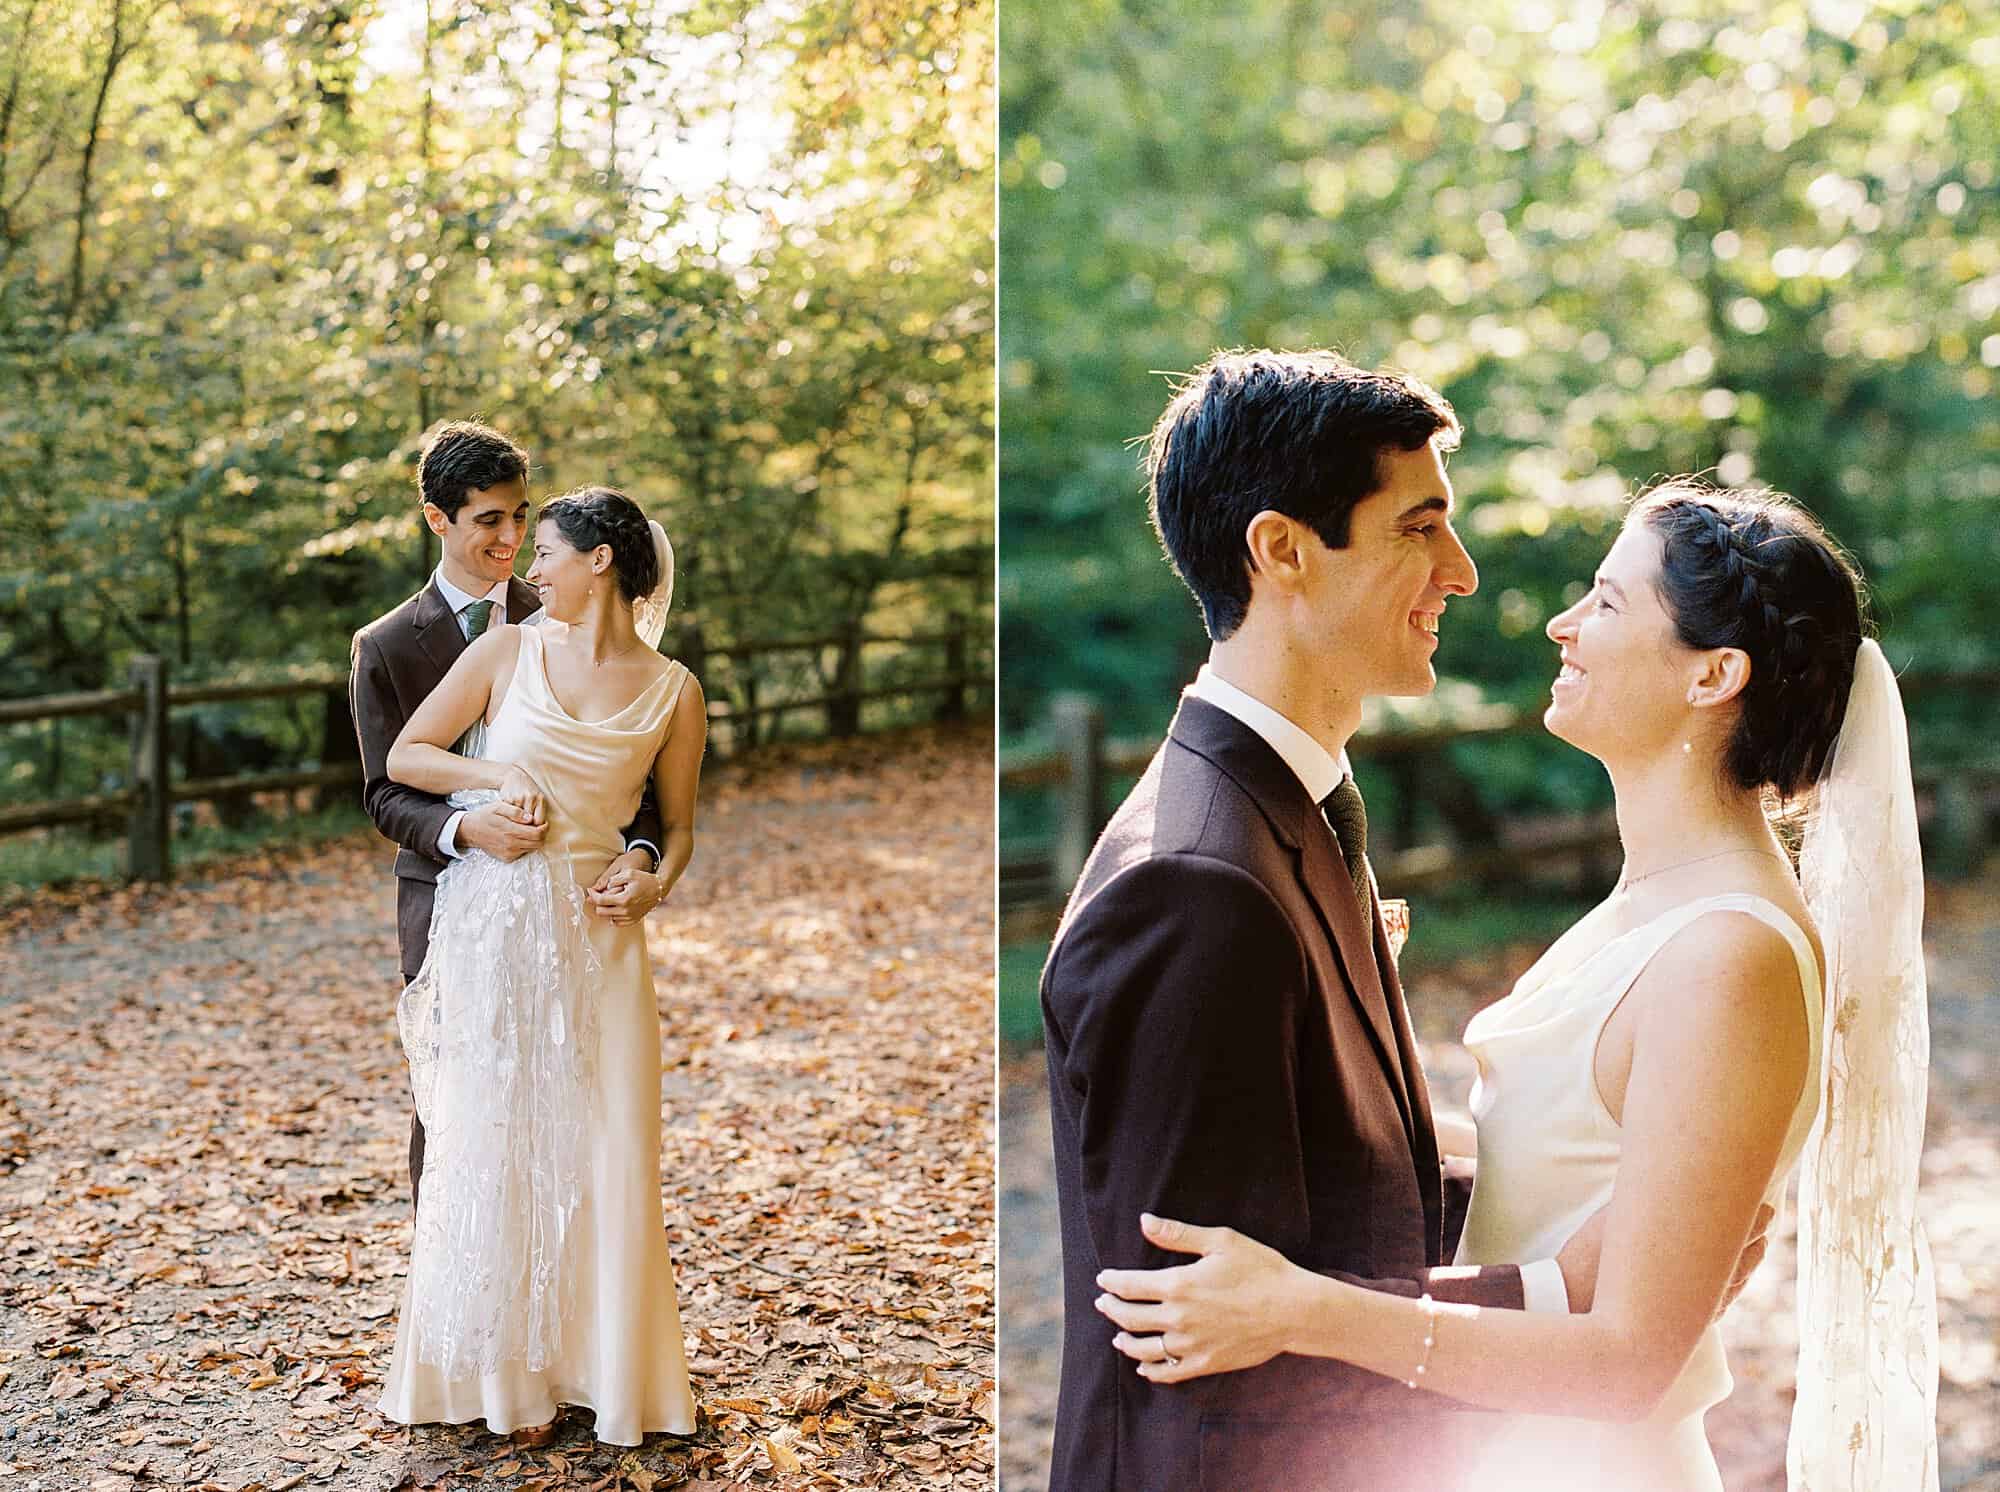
[0,801,371,891]
[998,886,1591,1048]
[998,937,1047,1046]
[1000,0,2000,775]
[0,0,994,802]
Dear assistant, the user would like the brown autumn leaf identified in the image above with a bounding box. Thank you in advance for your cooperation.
[0,726,994,1490]
[761,1436,801,1473]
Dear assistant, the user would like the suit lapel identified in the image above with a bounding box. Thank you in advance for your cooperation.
[412,579,468,683]
[1295,815,1415,1134]
[415,576,541,677]
[1375,892,1443,1253]
[1169,697,1413,1133]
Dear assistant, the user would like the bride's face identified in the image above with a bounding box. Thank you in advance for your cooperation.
[1543,524,1697,763]
[526,519,609,622]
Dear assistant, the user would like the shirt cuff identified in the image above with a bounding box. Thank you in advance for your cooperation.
[1520,1258,1570,1314]
[438,810,466,859]
[624,838,661,871]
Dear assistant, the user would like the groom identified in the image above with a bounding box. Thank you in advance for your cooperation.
[1040,352,1583,1491]
[350,420,667,1206]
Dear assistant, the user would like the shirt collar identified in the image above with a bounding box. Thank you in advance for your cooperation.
[1187,664,1350,803]
[432,566,510,624]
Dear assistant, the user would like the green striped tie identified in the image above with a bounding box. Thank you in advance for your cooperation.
[1322,775,1374,922]
[454,601,495,754]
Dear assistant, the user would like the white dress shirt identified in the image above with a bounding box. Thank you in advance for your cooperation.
[433,565,512,633]
[1186,664,1348,802]
[1184,664,1570,1315]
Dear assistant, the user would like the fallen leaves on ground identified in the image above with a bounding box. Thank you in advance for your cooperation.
[0,723,995,1491]
[999,869,2000,1491]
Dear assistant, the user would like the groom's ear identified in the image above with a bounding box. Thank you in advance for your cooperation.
[422,501,452,538]
[1243,510,1306,589]
[1687,647,1752,709]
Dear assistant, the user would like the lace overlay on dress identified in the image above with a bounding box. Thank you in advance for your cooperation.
[396,786,601,1380]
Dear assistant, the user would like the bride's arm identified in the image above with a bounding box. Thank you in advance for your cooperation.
[647,674,707,899]
[386,629,521,796]
[1099,912,1807,1422]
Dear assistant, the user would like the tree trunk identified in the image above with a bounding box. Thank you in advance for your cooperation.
[316,685,360,813]
[413,0,437,584]
[67,0,131,329]
[172,515,192,666]
[0,0,47,253]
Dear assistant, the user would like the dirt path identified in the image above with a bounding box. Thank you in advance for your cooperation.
[0,726,995,1492]
[999,870,2000,1491]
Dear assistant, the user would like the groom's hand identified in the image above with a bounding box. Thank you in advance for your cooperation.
[588,852,663,924]
[458,801,547,862]
[1716,1203,1777,1319]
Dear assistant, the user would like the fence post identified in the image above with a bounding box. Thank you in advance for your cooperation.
[1052,693,1104,892]
[679,625,717,756]
[1929,772,1985,879]
[316,681,360,813]
[127,655,169,882]
[937,612,969,722]
[828,624,864,737]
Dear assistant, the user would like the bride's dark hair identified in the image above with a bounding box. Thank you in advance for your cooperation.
[1633,479,1868,798]
[538,486,660,603]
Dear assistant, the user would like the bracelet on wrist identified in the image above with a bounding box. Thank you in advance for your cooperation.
[1404,1293,1439,1389]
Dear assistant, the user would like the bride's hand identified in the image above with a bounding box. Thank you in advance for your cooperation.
[497,765,546,828]
[1094,1212,1306,1383]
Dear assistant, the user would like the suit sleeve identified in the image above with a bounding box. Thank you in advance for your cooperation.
[350,630,454,860]
[1046,853,1522,1314]
[621,783,664,856]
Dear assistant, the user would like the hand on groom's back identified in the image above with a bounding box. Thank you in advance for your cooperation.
[457,800,547,862]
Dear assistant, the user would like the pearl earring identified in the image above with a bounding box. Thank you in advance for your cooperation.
[1682,741,1693,754]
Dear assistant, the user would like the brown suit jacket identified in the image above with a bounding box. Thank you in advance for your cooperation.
[1040,695,1523,1492]
[349,576,665,977]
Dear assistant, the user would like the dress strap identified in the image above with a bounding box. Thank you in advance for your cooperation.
[511,621,551,703]
[642,659,692,738]
[1639,893,1822,1010]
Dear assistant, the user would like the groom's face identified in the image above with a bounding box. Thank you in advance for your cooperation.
[425,478,530,588]
[1300,441,1477,698]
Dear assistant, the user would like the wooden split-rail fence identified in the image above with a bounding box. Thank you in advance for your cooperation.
[1000,670,2000,939]
[1,615,991,882]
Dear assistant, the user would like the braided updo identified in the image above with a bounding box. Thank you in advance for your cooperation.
[538,486,661,603]
[1633,480,1867,798]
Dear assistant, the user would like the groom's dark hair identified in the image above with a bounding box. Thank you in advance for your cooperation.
[417,420,530,521]
[1146,349,1461,640]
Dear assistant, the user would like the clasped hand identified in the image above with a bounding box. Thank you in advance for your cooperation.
[587,854,663,924]
[459,771,546,862]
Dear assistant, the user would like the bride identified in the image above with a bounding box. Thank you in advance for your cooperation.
[375,485,706,1446]
[1095,482,1937,1491]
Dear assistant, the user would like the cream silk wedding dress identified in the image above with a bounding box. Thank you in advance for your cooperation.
[379,623,698,1445]
[1452,894,1825,1492]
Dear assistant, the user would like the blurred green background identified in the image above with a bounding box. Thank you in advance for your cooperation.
[0,0,994,880]
[997,0,1999,1032]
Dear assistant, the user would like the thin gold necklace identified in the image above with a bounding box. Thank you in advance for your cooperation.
[1614,845,1788,894]
[590,639,643,668]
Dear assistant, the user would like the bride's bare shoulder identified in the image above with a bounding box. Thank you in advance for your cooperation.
[451,621,526,672]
